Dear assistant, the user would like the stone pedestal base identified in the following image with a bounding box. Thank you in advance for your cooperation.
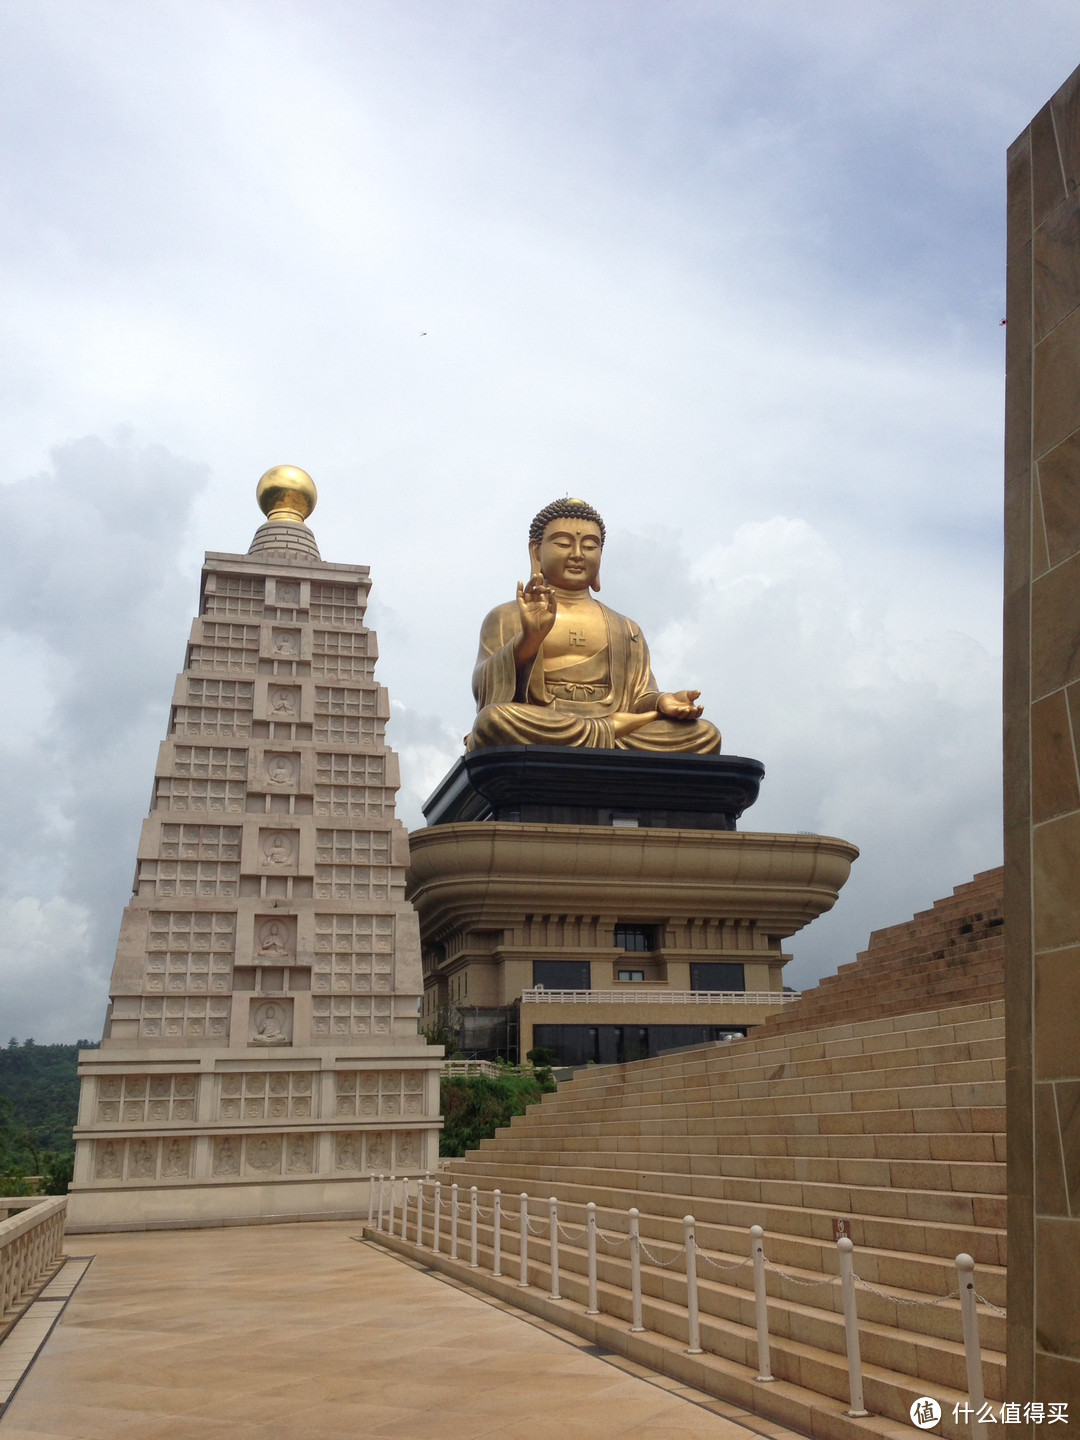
[66,1042,441,1232]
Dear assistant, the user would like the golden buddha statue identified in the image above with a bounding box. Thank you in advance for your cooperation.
[467,499,721,752]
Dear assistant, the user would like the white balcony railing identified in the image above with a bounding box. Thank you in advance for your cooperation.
[520,988,799,1006]
[0,1195,66,1320]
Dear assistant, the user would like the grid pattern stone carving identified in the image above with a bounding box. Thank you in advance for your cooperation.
[202,576,264,617]
[95,1074,198,1125]
[311,995,393,1038]
[313,913,395,992]
[172,679,254,737]
[217,1071,314,1121]
[134,995,232,1040]
[145,912,235,998]
[139,825,242,898]
[312,630,375,681]
[313,752,387,816]
[334,1068,425,1118]
[309,582,363,628]
[189,623,260,673]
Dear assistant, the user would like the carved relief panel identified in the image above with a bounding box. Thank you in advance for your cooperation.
[257,829,299,873]
[248,997,293,1047]
[253,915,296,963]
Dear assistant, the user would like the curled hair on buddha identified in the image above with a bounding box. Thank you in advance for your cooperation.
[528,498,606,547]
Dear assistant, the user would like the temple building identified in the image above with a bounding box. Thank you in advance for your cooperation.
[66,468,442,1230]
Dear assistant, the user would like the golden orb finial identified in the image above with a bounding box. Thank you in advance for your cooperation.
[256,465,317,525]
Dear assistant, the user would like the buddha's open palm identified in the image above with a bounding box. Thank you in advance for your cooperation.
[657,689,704,720]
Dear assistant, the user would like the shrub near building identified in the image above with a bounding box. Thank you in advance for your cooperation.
[439,1068,555,1158]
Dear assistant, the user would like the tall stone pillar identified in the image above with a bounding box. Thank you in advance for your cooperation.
[66,468,442,1229]
[1005,65,1080,1406]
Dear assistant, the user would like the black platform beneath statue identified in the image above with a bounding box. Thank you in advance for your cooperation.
[421,746,764,831]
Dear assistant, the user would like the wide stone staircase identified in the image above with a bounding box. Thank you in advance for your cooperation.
[369,871,1006,1440]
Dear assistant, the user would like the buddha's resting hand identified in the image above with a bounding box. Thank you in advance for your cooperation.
[657,689,705,721]
[514,575,557,667]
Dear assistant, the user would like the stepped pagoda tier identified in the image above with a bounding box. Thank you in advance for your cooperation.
[67,468,442,1230]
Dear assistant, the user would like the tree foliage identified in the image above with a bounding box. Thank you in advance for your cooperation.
[439,1069,555,1158]
[0,1038,95,1193]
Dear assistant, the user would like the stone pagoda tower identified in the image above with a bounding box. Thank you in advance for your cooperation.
[67,468,442,1229]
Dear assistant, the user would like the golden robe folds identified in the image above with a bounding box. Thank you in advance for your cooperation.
[468,601,721,752]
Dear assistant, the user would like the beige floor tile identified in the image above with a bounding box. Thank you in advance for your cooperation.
[2,1223,757,1440]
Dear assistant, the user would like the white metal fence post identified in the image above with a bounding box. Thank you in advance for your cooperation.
[629,1208,644,1332]
[450,1183,459,1259]
[518,1193,529,1287]
[433,1181,442,1255]
[417,1179,425,1247]
[367,1174,376,1226]
[492,1189,502,1277]
[470,1187,479,1268]
[586,1202,599,1315]
[956,1254,989,1440]
[750,1224,773,1382]
[400,1177,409,1240]
[684,1216,702,1354]
[837,1237,868,1416]
[377,1174,385,1231]
[548,1197,561,1299]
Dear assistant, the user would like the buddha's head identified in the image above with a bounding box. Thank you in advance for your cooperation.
[528,498,606,593]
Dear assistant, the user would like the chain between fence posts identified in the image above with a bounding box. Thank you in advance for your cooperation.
[518,1194,529,1288]
[433,1182,442,1255]
[548,1198,561,1300]
[748,1224,774,1381]
[837,1237,868,1417]
[956,1254,988,1440]
[629,1208,644,1332]
[586,1203,599,1315]
[376,1174,385,1231]
[684,1217,702,1354]
[492,1190,502,1277]
[417,1179,425,1247]
[470,1187,479,1269]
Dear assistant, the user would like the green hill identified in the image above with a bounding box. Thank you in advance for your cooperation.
[0,1037,96,1193]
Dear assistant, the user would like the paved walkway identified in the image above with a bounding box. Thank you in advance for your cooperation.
[0,1222,802,1440]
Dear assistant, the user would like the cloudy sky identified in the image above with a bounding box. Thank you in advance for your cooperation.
[1,1,1075,1041]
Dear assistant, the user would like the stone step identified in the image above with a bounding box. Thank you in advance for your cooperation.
[435,1165,1007,1268]
[458,1147,1005,1195]
[446,1154,1007,1228]
[550,1010,1004,1097]
[482,1129,1004,1163]
[424,1180,1006,1308]
[539,1056,1004,1113]
[503,1104,1006,1141]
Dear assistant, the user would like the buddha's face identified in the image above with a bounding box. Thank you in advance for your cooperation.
[531,518,603,591]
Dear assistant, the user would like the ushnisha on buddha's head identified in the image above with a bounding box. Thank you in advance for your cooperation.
[527,498,606,594]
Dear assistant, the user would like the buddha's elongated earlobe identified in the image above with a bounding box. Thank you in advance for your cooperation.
[527,540,543,586]
[591,563,601,593]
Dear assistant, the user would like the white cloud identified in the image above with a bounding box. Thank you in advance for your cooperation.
[0,1,1059,1035]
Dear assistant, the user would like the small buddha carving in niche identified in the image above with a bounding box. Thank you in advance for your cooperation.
[467,498,720,752]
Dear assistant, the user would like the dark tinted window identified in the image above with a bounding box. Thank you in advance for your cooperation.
[614,924,657,952]
[689,962,745,992]
[532,960,591,990]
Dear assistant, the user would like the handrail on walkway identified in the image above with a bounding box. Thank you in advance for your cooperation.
[0,1195,66,1321]
[369,1175,1001,1437]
